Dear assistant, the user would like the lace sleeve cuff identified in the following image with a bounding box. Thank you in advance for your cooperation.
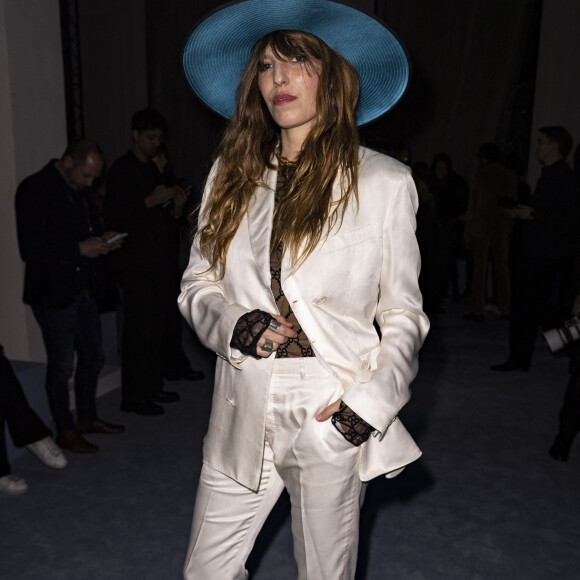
[230,309,273,358]
[331,401,375,446]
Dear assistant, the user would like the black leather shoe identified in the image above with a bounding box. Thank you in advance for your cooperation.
[152,390,180,403]
[56,433,99,454]
[120,400,165,416]
[549,435,572,462]
[490,360,529,372]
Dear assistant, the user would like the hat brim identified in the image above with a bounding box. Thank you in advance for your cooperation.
[183,0,410,126]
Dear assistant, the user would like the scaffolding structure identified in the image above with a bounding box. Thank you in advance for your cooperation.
[59,0,85,142]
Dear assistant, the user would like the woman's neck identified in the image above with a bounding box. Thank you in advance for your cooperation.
[280,125,311,161]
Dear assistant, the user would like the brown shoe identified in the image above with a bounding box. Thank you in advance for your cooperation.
[77,419,126,435]
[56,433,98,454]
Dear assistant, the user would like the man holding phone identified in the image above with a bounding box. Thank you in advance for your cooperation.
[105,109,203,416]
[15,140,125,453]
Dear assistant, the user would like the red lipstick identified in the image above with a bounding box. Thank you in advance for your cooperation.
[273,94,296,105]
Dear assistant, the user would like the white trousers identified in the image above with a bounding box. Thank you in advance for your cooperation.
[183,357,364,580]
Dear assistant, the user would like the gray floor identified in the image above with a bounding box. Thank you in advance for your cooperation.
[2,300,580,580]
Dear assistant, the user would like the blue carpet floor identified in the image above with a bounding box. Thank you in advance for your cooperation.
[2,301,579,579]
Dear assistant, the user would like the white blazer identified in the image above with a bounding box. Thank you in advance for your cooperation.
[179,146,430,491]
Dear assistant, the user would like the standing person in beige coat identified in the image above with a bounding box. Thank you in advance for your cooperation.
[463,143,517,321]
[178,1,430,578]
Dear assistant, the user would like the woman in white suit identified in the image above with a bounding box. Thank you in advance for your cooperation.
[179,1,429,578]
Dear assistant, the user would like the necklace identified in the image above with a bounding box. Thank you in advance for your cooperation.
[277,154,298,167]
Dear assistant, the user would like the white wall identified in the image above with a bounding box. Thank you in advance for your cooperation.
[528,0,580,185]
[0,0,67,361]
[0,0,147,362]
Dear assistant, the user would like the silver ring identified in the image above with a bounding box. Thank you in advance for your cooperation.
[268,319,282,333]
[262,339,274,353]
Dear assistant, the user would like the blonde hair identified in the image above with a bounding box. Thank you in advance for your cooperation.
[196,30,360,276]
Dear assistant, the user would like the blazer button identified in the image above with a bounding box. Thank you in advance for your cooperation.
[359,360,370,371]
[226,397,236,407]
[313,296,327,305]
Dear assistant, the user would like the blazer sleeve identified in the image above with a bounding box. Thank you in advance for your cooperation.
[342,168,430,437]
[177,161,250,367]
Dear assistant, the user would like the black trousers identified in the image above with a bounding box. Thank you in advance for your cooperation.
[32,290,103,435]
[508,256,573,369]
[556,355,580,442]
[119,267,191,403]
[0,346,50,477]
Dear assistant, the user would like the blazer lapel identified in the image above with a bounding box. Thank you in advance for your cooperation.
[246,165,277,287]
[281,170,343,286]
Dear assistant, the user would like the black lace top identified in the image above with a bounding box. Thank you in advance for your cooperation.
[229,159,375,445]
[270,161,314,358]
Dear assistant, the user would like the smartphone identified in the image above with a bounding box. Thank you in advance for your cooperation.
[107,233,128,244]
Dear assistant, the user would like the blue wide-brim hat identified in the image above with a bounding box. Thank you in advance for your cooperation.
[183,0,410,126]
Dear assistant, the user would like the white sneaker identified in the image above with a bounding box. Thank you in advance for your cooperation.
[0,474,29,495]
[26,437,68,469]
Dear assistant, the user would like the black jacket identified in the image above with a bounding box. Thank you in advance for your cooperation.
[529,159,580,261]
[15,161,103,308]
[104,150,180,274]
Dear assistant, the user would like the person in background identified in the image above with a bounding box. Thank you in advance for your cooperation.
[413,160,439,316]
[430,152,469,307]
[0,344,68,495]
[15,140,125,454]
[462,143,517,321]
[105,109,203,417]
[549,143,580,461]
[492,126,579,372]
[549,292,580,462]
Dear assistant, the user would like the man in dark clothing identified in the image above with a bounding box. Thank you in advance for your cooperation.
[430,153,469,306]
[492,126,580,372]
[105,108,202,417]
[15,140,125,453]
[549,290,580,462]
[548,146,580,462]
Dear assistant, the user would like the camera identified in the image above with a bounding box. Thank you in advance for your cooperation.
[543,317,580,352]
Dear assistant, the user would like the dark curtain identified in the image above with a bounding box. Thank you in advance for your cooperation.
[146,0,538,191]
[146,0,225,204]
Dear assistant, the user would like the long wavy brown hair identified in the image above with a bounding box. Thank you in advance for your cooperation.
[197,30,360,276]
